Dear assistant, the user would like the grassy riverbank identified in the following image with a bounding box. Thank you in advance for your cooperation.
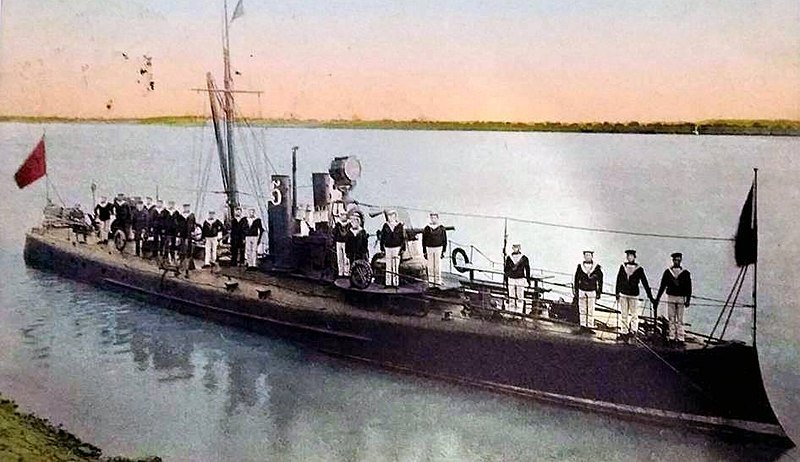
[0,394,158,462]
[1,116,799,136]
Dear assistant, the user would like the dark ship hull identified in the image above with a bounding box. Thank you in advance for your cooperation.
[22,230,792,446]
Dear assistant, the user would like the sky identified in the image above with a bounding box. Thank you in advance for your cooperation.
[0,0,798,122]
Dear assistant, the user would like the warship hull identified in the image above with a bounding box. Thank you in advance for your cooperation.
[22,230,792,446]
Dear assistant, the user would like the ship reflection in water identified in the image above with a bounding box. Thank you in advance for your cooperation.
[0,254,785,462]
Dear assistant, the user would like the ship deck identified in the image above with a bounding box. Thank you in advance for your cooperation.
[30,227,709,352]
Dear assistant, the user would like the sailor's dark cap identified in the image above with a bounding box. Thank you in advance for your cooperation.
[116,193,125,197]
[136,199,144,204]
[145,196,153,200]
[583,250,594,254]
[671,252,683,258]
[182,203,191,207]
[208,210,216,214]
[625,249,636,256]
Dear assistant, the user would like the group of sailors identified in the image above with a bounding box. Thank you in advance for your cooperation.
[332,209,448,288]
[505,247,693,345]
[91,194,265,271]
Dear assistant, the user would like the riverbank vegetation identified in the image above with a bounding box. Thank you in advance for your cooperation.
[1,116,798,136]
[0,393,159,461]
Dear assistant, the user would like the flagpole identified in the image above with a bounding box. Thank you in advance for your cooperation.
[752,168,758,347]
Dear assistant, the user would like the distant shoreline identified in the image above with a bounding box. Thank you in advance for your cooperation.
[1,116,799,136]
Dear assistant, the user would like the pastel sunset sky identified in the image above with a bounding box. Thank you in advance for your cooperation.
[0,0,797,122]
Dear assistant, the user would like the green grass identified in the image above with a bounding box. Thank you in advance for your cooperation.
[1,115,798,136]
[0,393,159,461]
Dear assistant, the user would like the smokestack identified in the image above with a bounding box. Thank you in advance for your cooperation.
[267,174,293,268]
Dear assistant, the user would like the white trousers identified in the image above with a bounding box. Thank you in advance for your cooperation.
[245,236,259,267]
[507,278,526,313]
[618,294,639,335]
[336,242,350,277]
[425,246,442,286]
[577,290,596,328]
[101,219,111,241]
[204,237,219,265]
[666,295,686,341]
[384,246,401,287]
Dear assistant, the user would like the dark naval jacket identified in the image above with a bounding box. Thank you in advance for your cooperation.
[177,212,196,239]
[202,219,224,238]
[574,262,603,296]
[161,209,177,236]
[380,222,405,252]
[656,267,693,300]
[114,201,131,226]
[148,207,163,233]
[230,217,246,242]
[94,202,113,221]
[244,218,264,237]
[333,221,350,243]
[422,225,447,254]
[173,210,187,237]
[345,228,369,262]
[615,263,654,299]
[504,253,530,280]
[132,208,150,232]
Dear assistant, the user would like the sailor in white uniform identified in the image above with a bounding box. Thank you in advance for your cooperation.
[422,212,448,288]
[332,212,350,277]
[244,208,264,269]
[201,210,224,268]
[655,252,693,345]
[504,244,531,313]
[379,210,405,287]
[573,250,603,332]
[614,249,655,341]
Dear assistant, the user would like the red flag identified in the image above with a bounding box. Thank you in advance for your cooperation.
[14,137,46,189]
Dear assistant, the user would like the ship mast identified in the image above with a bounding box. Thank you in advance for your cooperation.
[752,168,758,347]
[222,0,238,216]
[193,1,265,219]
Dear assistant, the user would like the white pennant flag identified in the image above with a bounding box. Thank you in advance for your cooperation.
[231,0,244,22]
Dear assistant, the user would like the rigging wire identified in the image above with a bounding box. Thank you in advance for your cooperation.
[356,201,734,242]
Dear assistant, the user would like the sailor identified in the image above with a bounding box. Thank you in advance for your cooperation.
[202,210,224,268]
[345,213,368,265]
[149,199,165,258]
[379,210,405,287]
[244,208,264,269]
[573,250,603,333]
[113,193,132,240]
[229,206,245,267]
[131,200,150,257]
[161,201,178,263]
[144,196,155,211]
[94,195,114,244]
[422,212,448,288]
[504,244,531,313]
[178,203,196,271]
[332,212,351,277]
[614,249,655,341]
[655,252,693,345]
[69,203,89,243]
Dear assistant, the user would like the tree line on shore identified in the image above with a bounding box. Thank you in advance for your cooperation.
[1,115,798,136]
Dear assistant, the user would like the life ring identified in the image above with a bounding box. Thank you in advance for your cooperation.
[350,259,373,290]
[451,247,470,273]
[113,230,127,252]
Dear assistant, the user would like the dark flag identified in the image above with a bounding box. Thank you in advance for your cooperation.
[14,137,47,189]
[734,184,757,266]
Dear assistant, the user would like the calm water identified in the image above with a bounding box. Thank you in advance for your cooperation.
[0,122,798,461]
